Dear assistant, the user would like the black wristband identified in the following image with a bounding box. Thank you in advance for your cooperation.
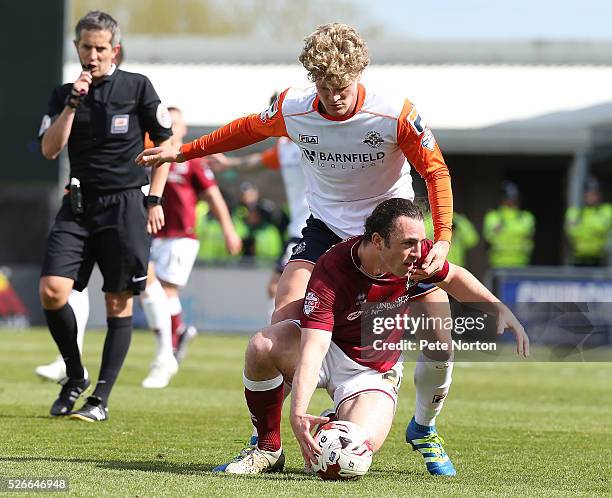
[146,195,163,206]
[64,90,82,109]
[64,94,79,109]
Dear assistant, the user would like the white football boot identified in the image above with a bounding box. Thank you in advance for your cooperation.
[221,447,285,474]
[141,355,179,389]
[35,356,66,382]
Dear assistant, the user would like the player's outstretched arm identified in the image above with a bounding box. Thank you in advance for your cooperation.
[290,328,332,466]
[135,144,182,168]
[137,96,288,169]
[436,264,530,357]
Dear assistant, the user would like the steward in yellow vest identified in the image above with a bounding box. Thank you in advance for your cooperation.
[484,181,535,268]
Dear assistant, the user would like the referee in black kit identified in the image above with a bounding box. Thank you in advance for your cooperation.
[38,11,172,422]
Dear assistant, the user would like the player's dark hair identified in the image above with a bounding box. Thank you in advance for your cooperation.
[363,198,423,246]
[75,11,121,46]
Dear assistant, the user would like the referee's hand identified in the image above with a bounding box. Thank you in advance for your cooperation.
[135,145,180,168]
[146,205,165,235]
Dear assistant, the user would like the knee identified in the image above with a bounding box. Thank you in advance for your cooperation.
[39,281,68,310]
[105,293,131,316]
[246,330,273,365]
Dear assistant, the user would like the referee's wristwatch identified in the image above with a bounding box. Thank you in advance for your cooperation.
[146,195,163,206]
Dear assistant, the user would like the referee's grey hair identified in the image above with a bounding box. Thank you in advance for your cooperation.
[75,11,121,46]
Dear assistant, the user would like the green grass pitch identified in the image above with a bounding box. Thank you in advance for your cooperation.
[0,328,610,497]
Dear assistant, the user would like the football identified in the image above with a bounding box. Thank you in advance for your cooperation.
[312,420,374,481]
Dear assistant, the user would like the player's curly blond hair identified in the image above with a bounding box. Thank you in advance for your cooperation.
[299,23,369,89]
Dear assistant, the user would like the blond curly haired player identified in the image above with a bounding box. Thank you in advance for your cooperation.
[137,24,457,474]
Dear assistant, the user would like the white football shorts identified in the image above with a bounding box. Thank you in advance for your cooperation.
[317,341,403,412]
[150,237,200,287]
[288,320,403,411]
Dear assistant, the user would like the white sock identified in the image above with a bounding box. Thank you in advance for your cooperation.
[68,287,89,353]
[140,279,173,360]
[413,353,453,427]
[167,295,182,317]
[242,372,283,391]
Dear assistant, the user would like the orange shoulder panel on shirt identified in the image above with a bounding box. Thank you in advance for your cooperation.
[143,133,155,149]
[260,143,280,170]
[397,99,453,243]
[181,90,290,160]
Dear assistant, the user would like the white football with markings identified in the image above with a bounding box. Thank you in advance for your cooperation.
[312,420,373,481]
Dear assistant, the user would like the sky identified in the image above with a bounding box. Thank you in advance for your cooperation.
[361,0,611,40]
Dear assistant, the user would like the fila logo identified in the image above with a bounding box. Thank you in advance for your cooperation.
[299,134,319,144]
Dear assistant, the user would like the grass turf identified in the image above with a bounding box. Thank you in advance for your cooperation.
[0,328,610,497]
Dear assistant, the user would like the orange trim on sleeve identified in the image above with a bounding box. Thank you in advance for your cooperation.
[260,143,280,170]
[143,133,155,149]
[397,99,453,242]
[181,90,290,160]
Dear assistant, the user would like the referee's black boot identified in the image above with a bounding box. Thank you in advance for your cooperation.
[69,396,109,422]
[50,377,91,416]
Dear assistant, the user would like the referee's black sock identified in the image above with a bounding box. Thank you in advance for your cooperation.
[92,316,133,406]
[44,303,84,379]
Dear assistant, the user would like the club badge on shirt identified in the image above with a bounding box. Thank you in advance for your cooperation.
[110,114,130,134]
[303,291,319,316]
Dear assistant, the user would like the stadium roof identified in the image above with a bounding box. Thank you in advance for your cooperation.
[437,102,612,156]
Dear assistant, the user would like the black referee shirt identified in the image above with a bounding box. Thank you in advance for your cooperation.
[40,67,172,192]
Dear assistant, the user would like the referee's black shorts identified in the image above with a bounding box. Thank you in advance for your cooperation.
[287,215,437,299]
[41,188,150,294]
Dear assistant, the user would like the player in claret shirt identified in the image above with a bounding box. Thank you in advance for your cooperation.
[213,198,528,476]
[141,107,242,388]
